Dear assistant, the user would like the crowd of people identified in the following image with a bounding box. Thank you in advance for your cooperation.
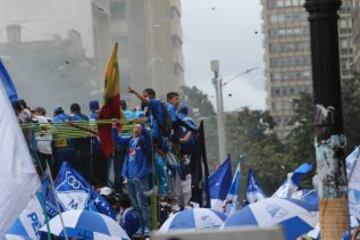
[12,86,200,238]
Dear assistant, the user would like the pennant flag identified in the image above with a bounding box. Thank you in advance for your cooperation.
[98,43,121,159]
[272,163,313,198]
[0,59,18,102]
[0,78,40,235]
[209,157,232,212]
[223,162,241,216]
[347,147,360,219]
[45,162,116,219]
[246,169,266,204]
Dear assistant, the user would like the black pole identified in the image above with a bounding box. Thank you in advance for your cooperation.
[304,0,349,238]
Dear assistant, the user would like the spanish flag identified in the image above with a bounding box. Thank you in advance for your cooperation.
[98,43,121,159]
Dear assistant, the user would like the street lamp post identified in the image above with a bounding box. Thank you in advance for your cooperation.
[211,60,259,163]
[211,60,227,162]
[304,0,350,239]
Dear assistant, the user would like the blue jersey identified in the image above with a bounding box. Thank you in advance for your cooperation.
[112,128,152,179]
[53,113,70,123]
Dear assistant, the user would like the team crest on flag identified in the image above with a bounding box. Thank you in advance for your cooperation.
[266,205,288,219]
[56,171,91,210]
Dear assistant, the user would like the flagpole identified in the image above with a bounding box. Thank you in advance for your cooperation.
[45,161,69,240]
[31,136,68,240]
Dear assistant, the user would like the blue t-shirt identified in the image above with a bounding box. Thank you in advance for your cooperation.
[53,113,70,123]
[111,128,152,179]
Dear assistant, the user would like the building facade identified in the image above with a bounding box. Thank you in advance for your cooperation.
[0,0,113,110]
[352,0,360,71]
[110,0,185,107]
[261,0,353,138]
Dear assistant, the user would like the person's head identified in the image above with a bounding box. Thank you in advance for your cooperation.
[133,124,143,137]
[167,92,180,107]
[12,100,22,115]
[70,103,81,114]
[54,107,64,116]
[18,99,28,110]
[142,88,156,99]
[89,100,100,113]
[34,106,46,116]
[120,100,127,111]
[118,193,132,211]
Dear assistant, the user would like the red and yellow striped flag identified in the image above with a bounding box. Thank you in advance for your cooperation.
[98,43,121,159]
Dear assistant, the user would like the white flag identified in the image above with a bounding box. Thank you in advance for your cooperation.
[0,82,40,236]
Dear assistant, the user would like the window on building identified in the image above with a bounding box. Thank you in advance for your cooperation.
[172,35,182,48]
[170,6,181,20]
[111,0,126,20]
[174,63,184,76]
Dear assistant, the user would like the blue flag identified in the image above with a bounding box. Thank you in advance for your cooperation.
[6,178,50,239]
[223,162,241,215]
[273,163,313,198]
[246,169,266,204]
[45,162,116,219]
[0,59,18,102]
[209,157,232,211]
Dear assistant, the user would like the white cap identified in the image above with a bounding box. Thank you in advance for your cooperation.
[99,187,112,196]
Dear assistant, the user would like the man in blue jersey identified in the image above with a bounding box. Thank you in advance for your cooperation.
[112,119,152,236]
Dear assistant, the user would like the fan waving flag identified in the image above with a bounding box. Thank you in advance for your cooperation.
[272,163,313,198]
[223,161,241,216]
[0,80,40,235]
[246,169,266,204]
[209,157,232,212]
[98,43,121,159]
[0,59,18,102]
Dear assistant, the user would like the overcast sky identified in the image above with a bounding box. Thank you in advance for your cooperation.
[181,0,266,111]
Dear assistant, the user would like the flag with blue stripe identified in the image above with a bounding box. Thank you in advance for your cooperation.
[272,163,313,198]
[0,59,18,102]
[209,157,232,212]
[45,162,116,219]
[223,162,241,215]
[246,169,266,204]
[6,177,50,239]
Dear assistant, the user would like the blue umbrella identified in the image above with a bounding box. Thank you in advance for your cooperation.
[38,210,129,240]
[159,208,227,232]
[223,198,318,240]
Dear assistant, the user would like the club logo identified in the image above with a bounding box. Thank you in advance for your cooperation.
[266,204,288,219]
[55,171,90,210]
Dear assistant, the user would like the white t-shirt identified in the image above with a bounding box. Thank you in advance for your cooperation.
[35,116,53,155]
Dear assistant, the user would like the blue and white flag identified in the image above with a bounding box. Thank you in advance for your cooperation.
[209,158,232,212]
[0,75,40,235]
[347,147,360,219]
[272,163,313,198]
[45,162,116,219]
[346,147,360,178]
[6,178,50,239]
[0,59,18,102]
[6,195,44,240]
[223,162,241,216]
[246,169,266,204]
